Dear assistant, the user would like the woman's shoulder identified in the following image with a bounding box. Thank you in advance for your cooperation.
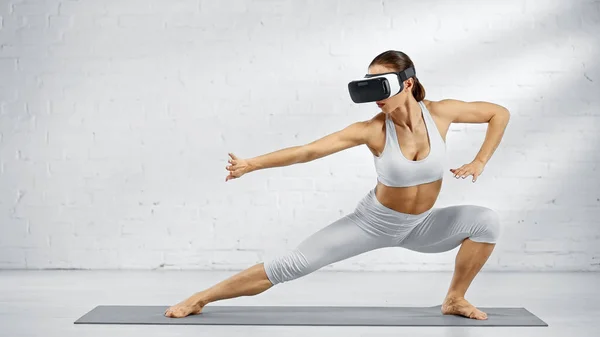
[422,99,459,123]
[357,112,386,143]
[367,112,387,131]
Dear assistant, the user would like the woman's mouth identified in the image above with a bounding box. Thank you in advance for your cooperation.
[376,103,385,108]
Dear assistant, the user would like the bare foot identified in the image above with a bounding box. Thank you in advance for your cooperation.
[441,296,488,320]
[164,293,207,318]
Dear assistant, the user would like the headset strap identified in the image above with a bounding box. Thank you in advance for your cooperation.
[398,66,416,81]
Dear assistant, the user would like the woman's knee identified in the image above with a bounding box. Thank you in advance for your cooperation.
[470,207,502,243]
[263,248,315,285]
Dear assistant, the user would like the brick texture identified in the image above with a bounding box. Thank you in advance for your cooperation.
[0,0,599,271]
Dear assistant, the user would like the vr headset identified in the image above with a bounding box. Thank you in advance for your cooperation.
[347,66,416,103]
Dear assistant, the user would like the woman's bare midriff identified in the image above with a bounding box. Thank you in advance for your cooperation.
[374,179,443,215]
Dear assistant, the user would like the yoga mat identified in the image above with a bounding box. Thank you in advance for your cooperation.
[74,305,548,326]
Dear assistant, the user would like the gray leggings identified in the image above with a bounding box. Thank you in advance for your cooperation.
[264,187,501,285]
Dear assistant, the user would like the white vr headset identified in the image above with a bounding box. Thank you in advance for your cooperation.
[347,66,416,103]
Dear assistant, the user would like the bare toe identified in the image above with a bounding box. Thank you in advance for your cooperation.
[470,307,487,320]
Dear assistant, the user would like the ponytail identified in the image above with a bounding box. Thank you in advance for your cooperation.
[411,77,426,102]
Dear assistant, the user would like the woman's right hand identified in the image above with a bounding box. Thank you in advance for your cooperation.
[225,152,252,182]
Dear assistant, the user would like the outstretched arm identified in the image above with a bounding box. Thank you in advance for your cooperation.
[246,120,373,172]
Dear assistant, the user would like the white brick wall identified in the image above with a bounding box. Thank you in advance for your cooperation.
[1,0,599,271]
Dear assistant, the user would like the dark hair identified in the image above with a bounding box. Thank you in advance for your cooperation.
[369,50,426,102]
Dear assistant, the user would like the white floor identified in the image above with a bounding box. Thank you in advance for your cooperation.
[0,270,599,337]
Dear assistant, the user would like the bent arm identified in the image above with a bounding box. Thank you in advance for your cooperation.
[247,120,372,172]
[433,99,510,165]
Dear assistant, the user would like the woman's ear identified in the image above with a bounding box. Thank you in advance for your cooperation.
[403,78,414,92]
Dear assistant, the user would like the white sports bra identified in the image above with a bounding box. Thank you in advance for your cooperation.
[373,101,446,187]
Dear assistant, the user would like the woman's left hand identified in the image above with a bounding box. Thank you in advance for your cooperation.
[450,159,485,182]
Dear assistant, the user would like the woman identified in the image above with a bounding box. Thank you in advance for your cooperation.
[165,50,510,320]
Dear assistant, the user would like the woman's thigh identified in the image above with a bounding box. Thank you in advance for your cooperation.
[298,213,397,267]
[399,205,501,253]
[264,213,396,285]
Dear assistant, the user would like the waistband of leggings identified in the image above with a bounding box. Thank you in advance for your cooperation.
[366,188,432,220]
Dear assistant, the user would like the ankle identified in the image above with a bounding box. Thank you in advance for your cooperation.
[445,292,465,300]
[191,292,209,307]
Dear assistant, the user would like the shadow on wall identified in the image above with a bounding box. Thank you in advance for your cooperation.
[385,0,597,77]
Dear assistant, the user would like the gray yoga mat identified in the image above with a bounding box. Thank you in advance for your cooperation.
[74,305,548,327]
